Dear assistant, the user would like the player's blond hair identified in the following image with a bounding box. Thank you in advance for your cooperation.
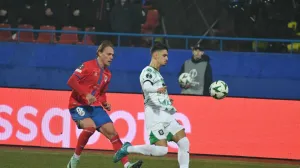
[97,40,114,53]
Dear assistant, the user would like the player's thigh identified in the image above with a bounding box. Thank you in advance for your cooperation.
[154,139,168,147]
[79,118,96,129]
[91,107,115,138]
[168,120,186,143]
[69,106,96,129]
[148,123,168,147]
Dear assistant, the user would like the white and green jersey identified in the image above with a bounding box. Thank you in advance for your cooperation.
[140,66,177,128]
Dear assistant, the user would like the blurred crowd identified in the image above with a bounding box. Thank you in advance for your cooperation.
[217,0,300,52]
[0,0,161,46]
[1,0,300,52]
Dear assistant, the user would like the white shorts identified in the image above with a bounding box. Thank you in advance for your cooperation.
[147,119,184,144]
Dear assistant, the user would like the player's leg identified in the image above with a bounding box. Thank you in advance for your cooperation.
[169,120,190,168]
[92,107,143,168]
[113,123,169,162]
[74,118,96,157]
[125,139,169,156]
[67,106,97,168]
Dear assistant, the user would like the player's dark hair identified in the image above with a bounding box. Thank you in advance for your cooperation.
[150,42,168,55]
[97,40,114,53]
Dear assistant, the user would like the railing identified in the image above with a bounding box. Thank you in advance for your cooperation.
[1,27,300,53]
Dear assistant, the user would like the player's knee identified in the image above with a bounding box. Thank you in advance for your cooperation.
[89,124,97,129]
[177,137,190,150]
[98,122,118,139]
[107,132,118,140]
[85,127,96,134]
[160,146,169,156]
[154,146,168,156]
[84,124,96,129]
[100,129,118,140]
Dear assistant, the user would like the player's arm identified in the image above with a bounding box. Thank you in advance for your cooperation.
[67,63,89,96]
[141,70,158,92]
[143,81,167,93]
[143,79,174,111]
[142,81,159,92]
[99,81,111,111]
[141,72,166,93]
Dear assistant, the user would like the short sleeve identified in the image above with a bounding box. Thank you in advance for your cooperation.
[140,68,157,85]
[73,63,89,79]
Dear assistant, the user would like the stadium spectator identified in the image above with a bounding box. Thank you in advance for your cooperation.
[0,0,8,23]
[7,0,44,39]
[110,0,132,33]
[94,0,115,44]
[129,0,145,46]
[110,0,136,46]
[44,0,69,31]
[69,0,99,30]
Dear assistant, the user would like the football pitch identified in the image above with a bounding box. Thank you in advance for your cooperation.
[0,146,298,168]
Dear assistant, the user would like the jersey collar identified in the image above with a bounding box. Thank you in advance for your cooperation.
[96,59,104,70]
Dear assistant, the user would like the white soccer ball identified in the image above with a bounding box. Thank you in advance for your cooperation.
[209,80,229,99]
[178,73,192,87]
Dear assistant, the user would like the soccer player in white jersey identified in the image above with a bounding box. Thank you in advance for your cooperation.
[113,43,190,168]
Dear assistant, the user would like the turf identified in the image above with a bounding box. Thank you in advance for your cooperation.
[0,148,298,168]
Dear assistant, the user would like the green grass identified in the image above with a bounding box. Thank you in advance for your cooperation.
[0,148,298,168]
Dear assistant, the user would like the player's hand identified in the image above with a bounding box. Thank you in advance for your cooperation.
[170,98,174,104]
[86,94,96,105]
[102,102,111,111]
[157,86,167,94]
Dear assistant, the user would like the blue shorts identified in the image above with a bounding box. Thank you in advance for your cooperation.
[69,106,112,129]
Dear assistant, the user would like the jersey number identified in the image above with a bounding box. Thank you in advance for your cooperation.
[158,130,164,135]
[76,107,86,116]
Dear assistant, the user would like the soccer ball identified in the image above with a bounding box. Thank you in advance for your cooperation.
[178,73,192,87]
[209,80,229,99]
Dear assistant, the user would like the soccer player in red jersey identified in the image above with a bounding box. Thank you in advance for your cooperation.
[66,40,143,168]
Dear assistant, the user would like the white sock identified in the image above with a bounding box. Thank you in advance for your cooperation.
[177,137,190,168]
[124,162,130,168]
[127,145,168,156]
[73,153,80,160]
